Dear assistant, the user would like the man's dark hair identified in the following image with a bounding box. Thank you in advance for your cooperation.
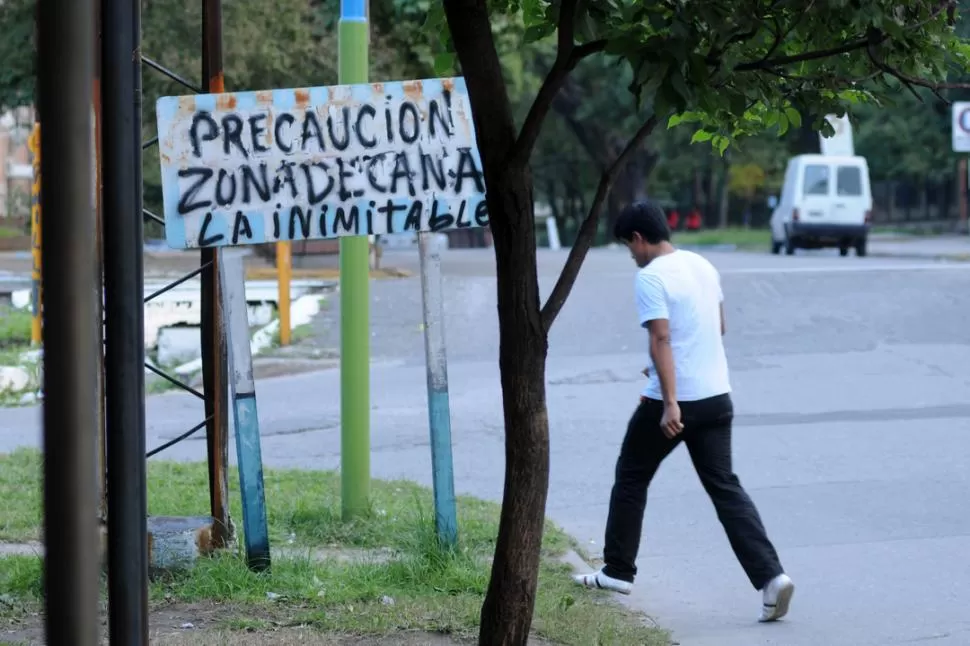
[613,201,671,244]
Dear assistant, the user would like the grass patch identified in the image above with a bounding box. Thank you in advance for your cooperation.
[0,449,667,645]
[0,307,32,348]
[0,225,23,239]
[674,226,771,249]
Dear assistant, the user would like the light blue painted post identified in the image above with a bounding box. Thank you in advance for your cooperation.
[219,249,270,571]
[417,231,458,548]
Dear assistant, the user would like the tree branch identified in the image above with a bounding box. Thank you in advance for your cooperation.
[734,37,875,71]
[509,0,604,166]
[540,114,660,331]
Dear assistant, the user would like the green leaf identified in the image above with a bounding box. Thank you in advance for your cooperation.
[784,107,803,128]
[433,52,455,76]
[691,129,714,143]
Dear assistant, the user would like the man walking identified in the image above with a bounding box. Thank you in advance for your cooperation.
[573,201,794,623]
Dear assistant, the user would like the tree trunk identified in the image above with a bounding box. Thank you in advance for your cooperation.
[443,2,551,644]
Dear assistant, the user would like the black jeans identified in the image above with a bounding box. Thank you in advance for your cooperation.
[602,394,783,590]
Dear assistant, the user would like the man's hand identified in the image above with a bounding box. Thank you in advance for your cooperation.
[661,402,684,439]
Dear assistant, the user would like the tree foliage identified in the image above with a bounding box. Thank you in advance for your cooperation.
[431,2,970,645]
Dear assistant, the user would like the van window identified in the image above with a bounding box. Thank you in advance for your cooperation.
[836,166,863,196]
[802,165,829,196]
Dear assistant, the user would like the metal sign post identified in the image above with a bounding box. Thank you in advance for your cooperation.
[951,102,970,229]
[219,250,271,570]
[417,232,457,546]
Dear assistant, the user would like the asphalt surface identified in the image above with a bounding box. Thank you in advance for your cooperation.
[4,242,970,646]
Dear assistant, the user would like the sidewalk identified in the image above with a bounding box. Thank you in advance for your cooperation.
[867,234,970,261]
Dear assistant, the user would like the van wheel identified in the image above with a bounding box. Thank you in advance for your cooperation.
[771,239,782,255]
[839,245,849,257]
[855,238,868,257]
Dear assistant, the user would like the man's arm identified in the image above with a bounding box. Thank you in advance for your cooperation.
[646,318,677,404]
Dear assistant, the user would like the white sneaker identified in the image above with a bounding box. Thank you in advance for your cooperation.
[572,568,633,595]
[759,573,795,622]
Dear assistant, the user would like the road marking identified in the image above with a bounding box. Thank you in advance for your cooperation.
[720,263,970,275]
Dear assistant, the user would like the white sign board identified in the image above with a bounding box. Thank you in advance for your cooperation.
[819,113,854,157]
[155,77,488,249]
[953,102,970,152]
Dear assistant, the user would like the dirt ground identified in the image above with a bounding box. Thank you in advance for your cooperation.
[0,602,484,645]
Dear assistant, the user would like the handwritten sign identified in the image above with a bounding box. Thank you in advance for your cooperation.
[156,77,488,249]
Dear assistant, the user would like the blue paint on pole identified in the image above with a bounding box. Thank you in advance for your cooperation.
[427,388,457,545]
[340,0,366,20]
[417,232,458,548]
[232,393,270,570]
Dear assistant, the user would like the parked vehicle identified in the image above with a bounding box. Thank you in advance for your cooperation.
[770,154,872,257]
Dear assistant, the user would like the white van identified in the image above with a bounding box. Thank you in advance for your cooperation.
[770,154,873,256]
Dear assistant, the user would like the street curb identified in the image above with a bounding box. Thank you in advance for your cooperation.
[558,548,663,630]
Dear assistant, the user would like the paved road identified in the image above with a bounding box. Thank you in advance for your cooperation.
[4,245,970,646]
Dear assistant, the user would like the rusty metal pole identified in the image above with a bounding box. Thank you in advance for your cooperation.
[102,0,150,638]
[201,0,232,548]
[36,0,100,640]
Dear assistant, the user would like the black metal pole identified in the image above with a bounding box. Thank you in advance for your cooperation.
[36,0,99,642]
[102,0,149,639]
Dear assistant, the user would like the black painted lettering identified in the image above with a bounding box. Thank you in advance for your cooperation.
[177,167,213,215]
[241,163,270,204]
[364,201,375,235]
[289,206,311,239]
[231,211,253,244]
[302,162,334,204]
[354,104,377,148]
[420,151,446,191]
[454,200,472,228]
[189,111,219,158]
[336,158,355,201]
[273,160,298,199]
[272,206,281,239]
[384,105,394,143]
[366,154,387,192]
[428,93,454,139]
[199,212,225,246]
[453,147,485,193]
[300,111,326,151]
[377,199,407,234]
[474,200,489,227]
[333,205,360,235]
[275,113,295,153]
[403,201,422,231]
[399,102,420,144]
[215,169,237,207]
[428,200,455,231]
[221,114,247,157]
[327,107,351,151]
[317,205,329,237]
[390,152,416,197]
[248,114,269,153]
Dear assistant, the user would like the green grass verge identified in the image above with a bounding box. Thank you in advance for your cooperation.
[673,226,771,249]
[0,449,668,645]
[0,307,32,348]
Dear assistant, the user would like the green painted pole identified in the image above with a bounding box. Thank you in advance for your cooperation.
[339,0,371,520]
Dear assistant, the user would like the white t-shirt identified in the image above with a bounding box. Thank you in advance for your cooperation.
[636,249,731,401]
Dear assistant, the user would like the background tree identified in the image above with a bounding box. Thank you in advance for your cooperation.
[429,2,970,644]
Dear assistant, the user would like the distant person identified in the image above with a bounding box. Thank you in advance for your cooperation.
[572,201,795,623]
[686,207,702,231]
[667,208,680,231]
